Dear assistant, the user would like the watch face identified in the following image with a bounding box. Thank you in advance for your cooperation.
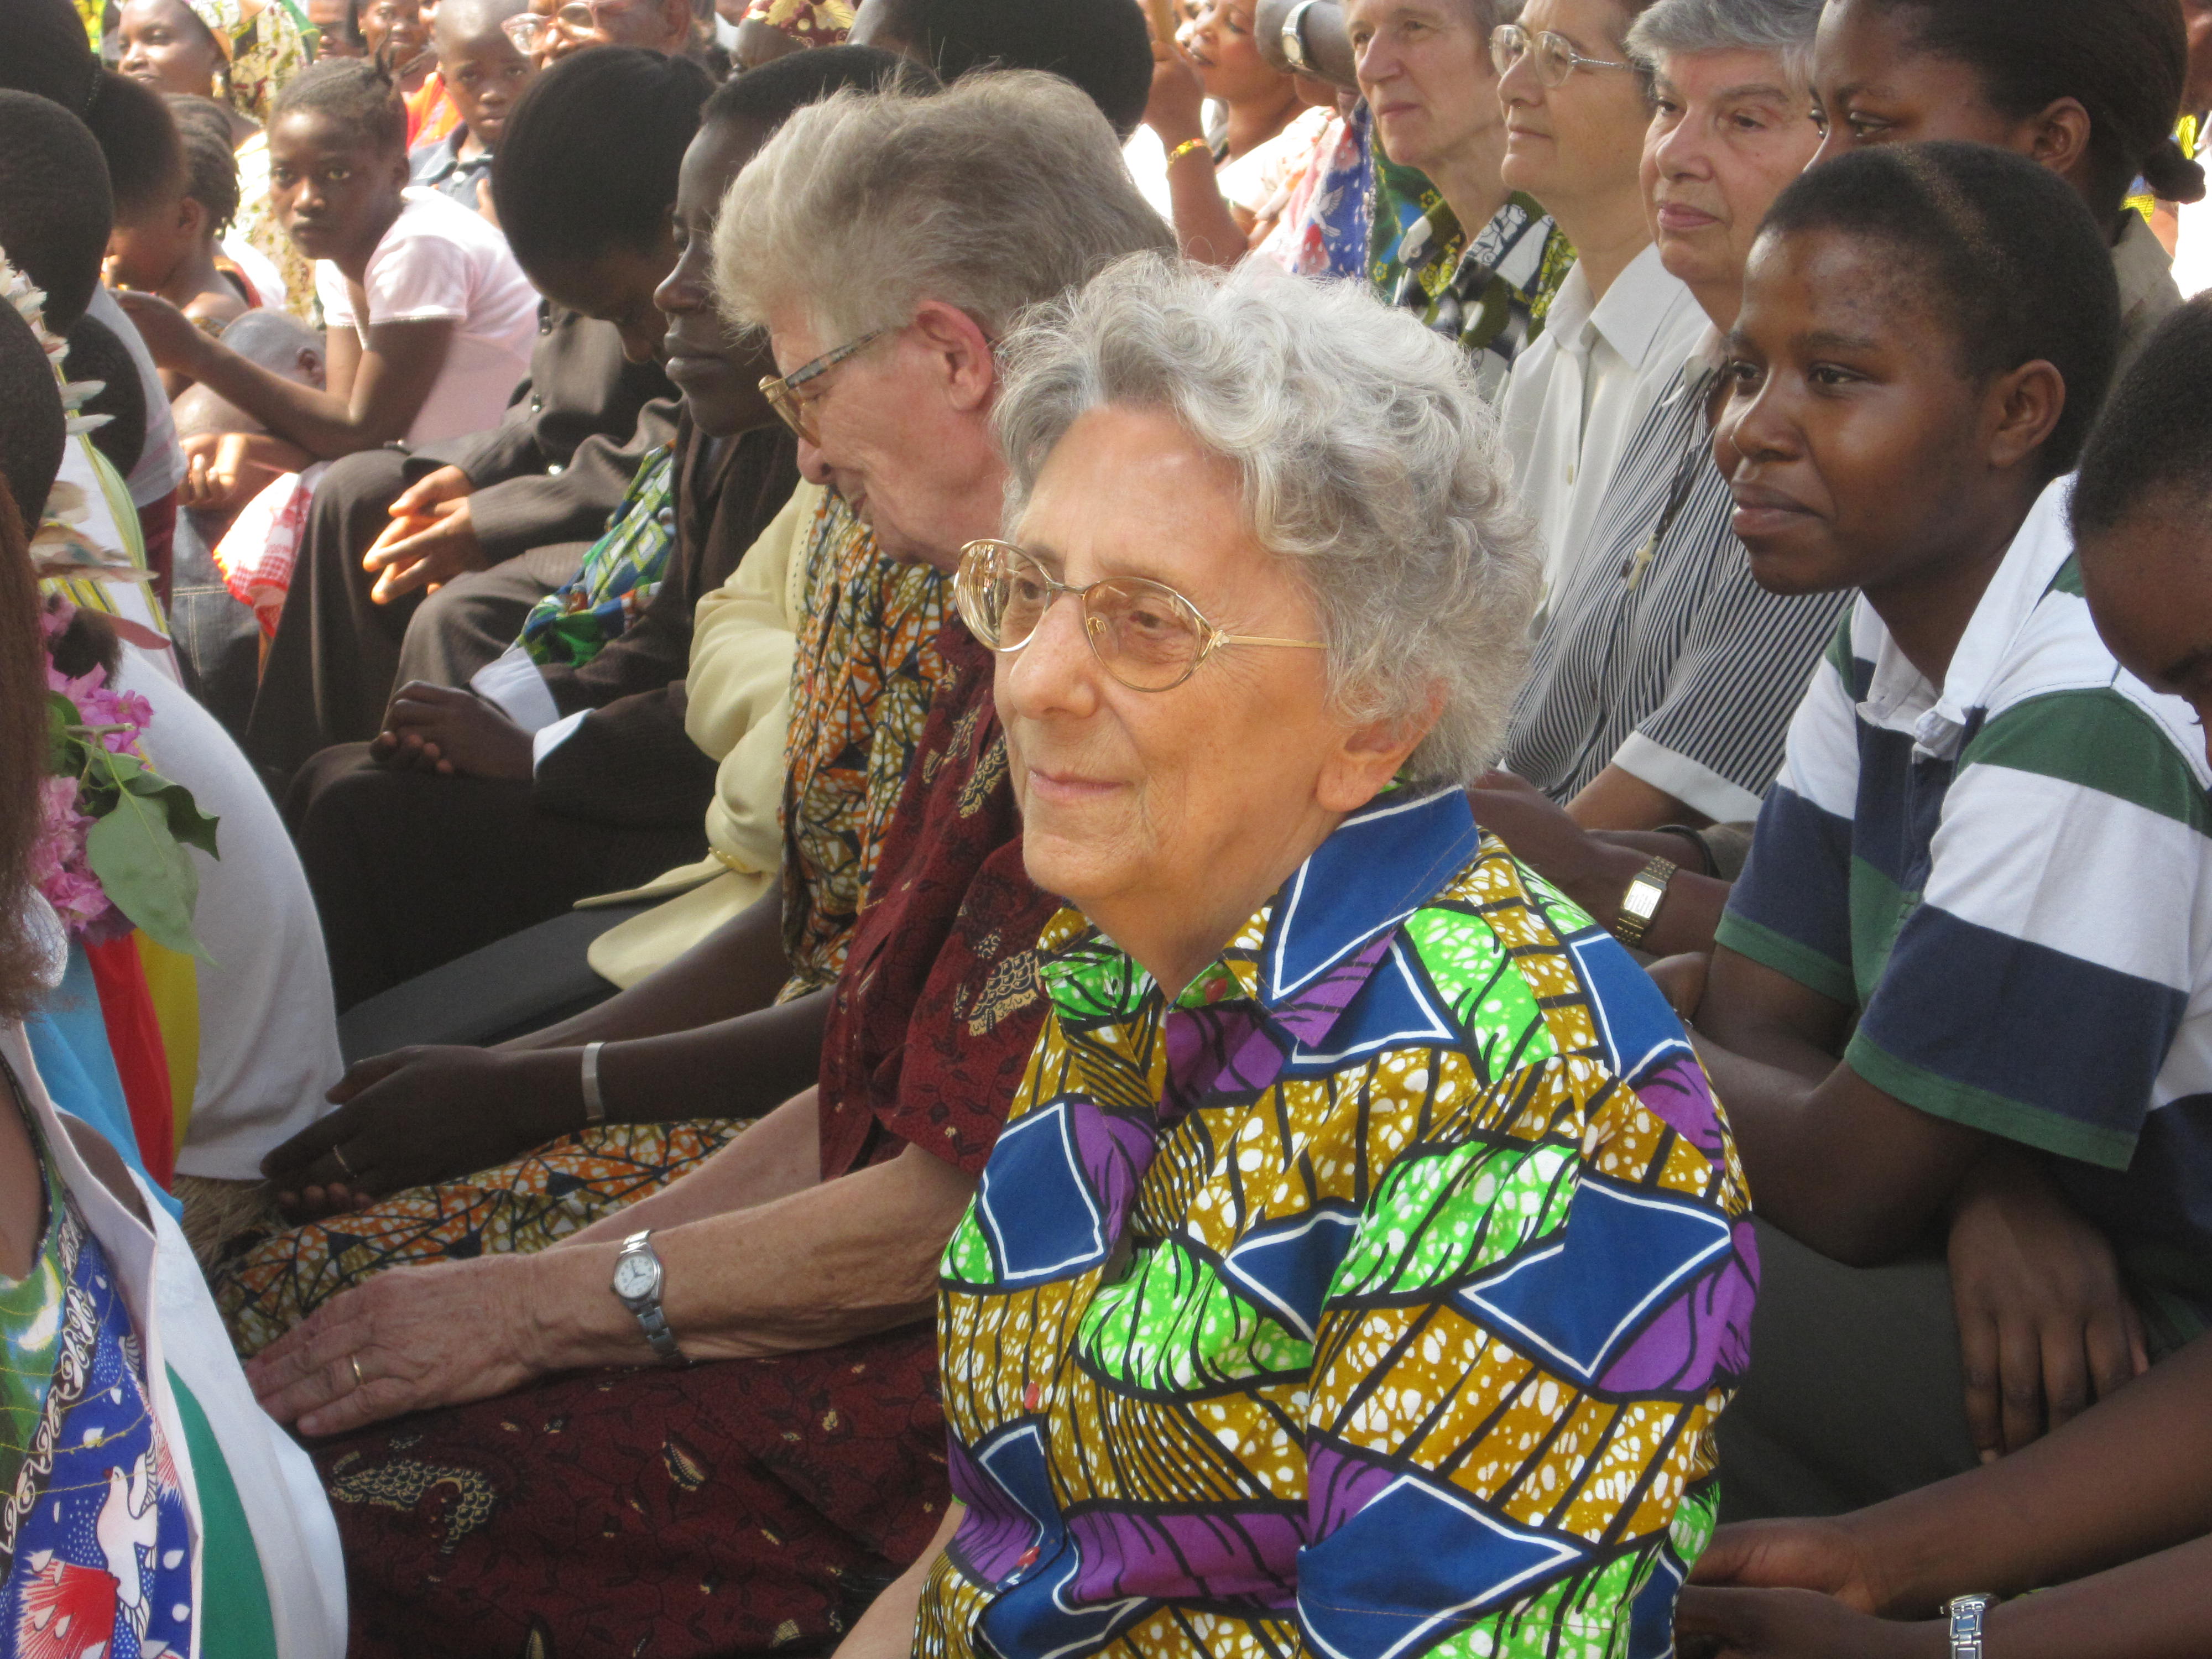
[612,1253,656,1300]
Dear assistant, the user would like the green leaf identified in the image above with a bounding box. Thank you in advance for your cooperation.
[46,692,86,775]
[84,790,205,958]
[120,770,220,859]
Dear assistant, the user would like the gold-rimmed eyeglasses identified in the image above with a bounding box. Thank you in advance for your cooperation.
[1489,23,1636,86]
[758,328,889,445]
[953,539,1326,693]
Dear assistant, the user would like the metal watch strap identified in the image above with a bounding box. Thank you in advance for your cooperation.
[1280,0,1320,74]
[615,1229,687,1366]
[635,1301,684,1365]
[1612,854,1678,950]
[1946,1594,1995,1658]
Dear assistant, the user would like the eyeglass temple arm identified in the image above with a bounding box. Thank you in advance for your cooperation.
[1215,633,1329,650]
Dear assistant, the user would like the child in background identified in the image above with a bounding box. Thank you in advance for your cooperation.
[106,105,258,386]
[117,57,538,471]
[164,96,288,307]
[358,0,437,110]
[310,0,369,54]
[408,0,534,215]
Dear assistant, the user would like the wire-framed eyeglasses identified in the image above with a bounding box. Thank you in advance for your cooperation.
[953,539,1326,693]
[758,328,889,444]
[1490,23,1636,86]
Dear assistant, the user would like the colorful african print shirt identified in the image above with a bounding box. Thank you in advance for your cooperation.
[921,786,1757,1659]
[778,493,952,998]
[518,443,678,669]
[1376,191,1575,404]
[2,1139,197,1659]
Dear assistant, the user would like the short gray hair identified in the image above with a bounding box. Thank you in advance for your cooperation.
[1626,0,1824,89]
[993,254,1542,789]
[713,70,1176,346]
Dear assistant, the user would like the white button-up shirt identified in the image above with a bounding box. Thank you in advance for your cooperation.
[1499,242,1711,601]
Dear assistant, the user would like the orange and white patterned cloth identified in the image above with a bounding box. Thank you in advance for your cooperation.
[776,492,954,998]
[213,1117,748,1355]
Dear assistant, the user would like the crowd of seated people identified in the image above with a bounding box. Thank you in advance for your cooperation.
[1,0,2211,1657]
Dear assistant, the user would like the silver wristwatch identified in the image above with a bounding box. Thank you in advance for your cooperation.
[1279,0,1321,74]
[1946,1594,1996,1658]
[611,1229,687,1366]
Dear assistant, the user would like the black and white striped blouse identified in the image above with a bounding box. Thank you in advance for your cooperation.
[1500,352,1852,823]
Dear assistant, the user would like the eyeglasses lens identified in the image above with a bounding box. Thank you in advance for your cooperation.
[961,546,1204,691]
[761,380,812,444]
[1086,582,1204,689]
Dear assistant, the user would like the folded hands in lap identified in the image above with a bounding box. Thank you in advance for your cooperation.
[371,681,535,780]
[363,465,485,602]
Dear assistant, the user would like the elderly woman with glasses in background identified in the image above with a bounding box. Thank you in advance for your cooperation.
[502,0,697,60]
[831,253,1759,1659]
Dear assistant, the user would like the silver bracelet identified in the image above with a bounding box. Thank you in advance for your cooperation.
[580,1040,607,1126]
[1947,1594,1995,1658]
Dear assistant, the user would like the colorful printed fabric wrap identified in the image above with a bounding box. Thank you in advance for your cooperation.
[185,0,311,126]
[1376,189,1575,404]
[742,0,853,45]
[213,1117,747,1356]
[1,1141,197,1659]
[778,493,952,999]
[518,443,680,669]
[920,785,1758,1659]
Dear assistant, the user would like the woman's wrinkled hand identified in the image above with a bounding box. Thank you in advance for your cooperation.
[245,1254,546,1436]
[111,288,213,376]
[1947,1150,2148,1459]
[1674,1587,1939,1659]
[260,1045,578,1220]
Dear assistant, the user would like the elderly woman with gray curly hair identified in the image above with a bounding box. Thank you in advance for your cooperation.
[830,253,1761,1659]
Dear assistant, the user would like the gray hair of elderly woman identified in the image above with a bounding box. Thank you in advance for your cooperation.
[712,70,1175,345]
[993,254,1542,789]
[1626,0,1825,86]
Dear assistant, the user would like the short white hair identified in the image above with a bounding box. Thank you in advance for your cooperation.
[993,254,1542,789]
[712,70,1174,346]
[1626,0,1824,90]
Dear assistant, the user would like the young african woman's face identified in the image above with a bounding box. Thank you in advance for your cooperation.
[358,0,433,68]
[268,109,410,263]
[1185,0,1286,106]
[1712,226,2013,598]
[1808,0,2035,168]
[652,118,774,435]
[2080,503,2212,767]
[117,0,225,98]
